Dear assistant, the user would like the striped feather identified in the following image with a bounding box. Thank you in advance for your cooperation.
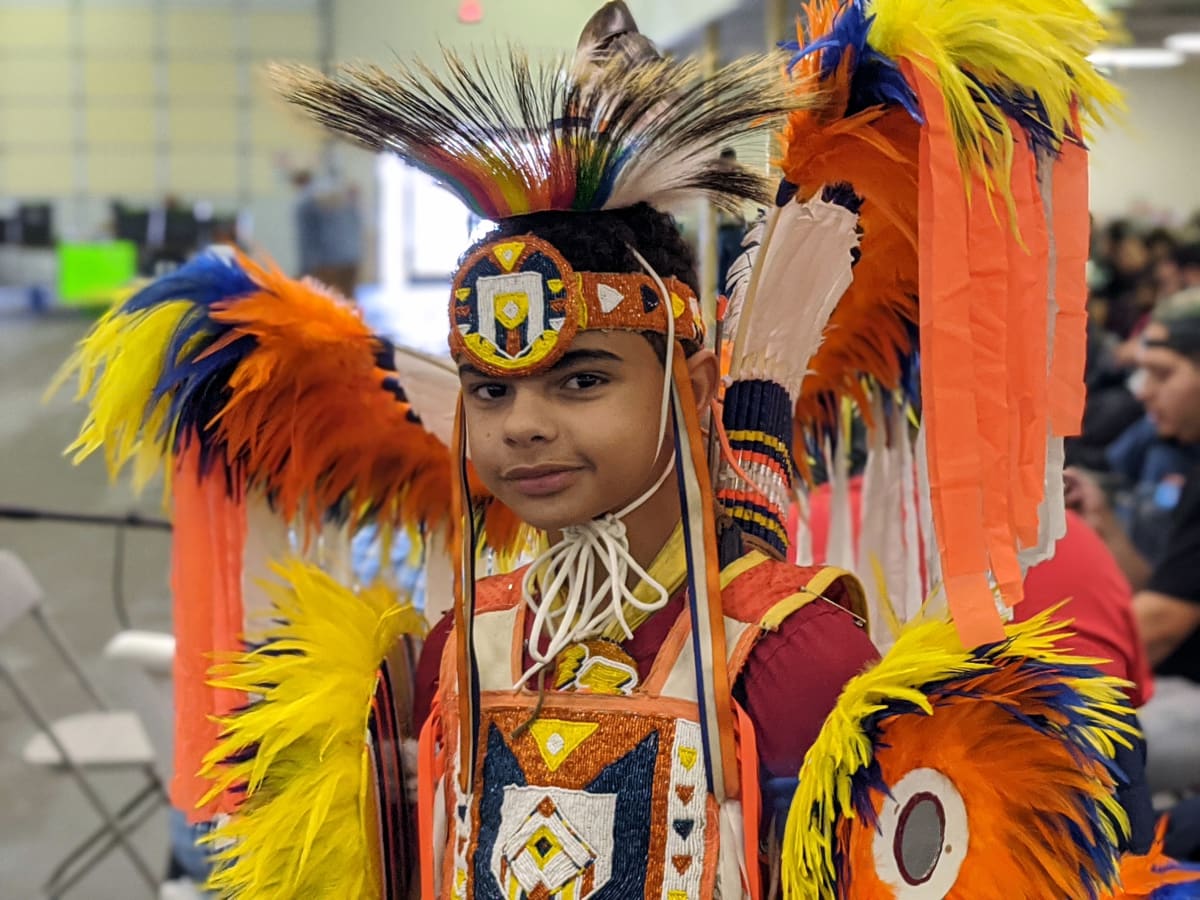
[270,48,816,219]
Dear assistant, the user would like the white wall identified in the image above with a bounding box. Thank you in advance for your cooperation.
[0,0,324,247]
[331,0,732,61]
[1089,61,1200,223]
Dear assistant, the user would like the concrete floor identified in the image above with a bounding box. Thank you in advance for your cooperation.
[1,310,176,899]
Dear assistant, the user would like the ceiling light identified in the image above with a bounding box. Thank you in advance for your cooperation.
[1087,47,1185,68]
[1165,33,1200,54]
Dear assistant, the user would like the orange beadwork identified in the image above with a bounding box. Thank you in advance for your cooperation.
[554,640,641,695]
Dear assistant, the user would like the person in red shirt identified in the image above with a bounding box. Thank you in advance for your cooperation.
[1020,510,1154,705]
[798,479,1151,701]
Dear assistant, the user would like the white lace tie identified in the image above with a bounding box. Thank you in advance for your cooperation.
[516,455,675,688]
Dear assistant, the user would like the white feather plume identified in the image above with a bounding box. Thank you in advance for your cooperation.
[722,209,766,341]
[389,346,459,450]
[727,197,861,400]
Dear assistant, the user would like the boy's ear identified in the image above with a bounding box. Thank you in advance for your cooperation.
[686,348,720,412]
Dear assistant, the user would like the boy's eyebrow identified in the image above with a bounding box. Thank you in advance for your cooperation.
[457,349,623,378]
[549,349,623,370]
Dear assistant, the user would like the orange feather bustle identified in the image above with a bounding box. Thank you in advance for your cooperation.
[782,4,920,433]
[841,669,1123,899]
[1109,818,1200,899]
[206,252,520,552]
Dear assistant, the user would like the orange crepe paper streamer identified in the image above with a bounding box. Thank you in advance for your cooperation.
[1006,139,1052,554]
[1048,125,1091,438]
[909,61,1004,647]
[965,165,1024,605]
[170,441,246,821]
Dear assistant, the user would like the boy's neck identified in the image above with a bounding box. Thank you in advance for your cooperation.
[547,459,683,583]
[619,472,682,577]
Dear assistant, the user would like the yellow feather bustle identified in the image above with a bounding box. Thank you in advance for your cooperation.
[199,560,426,898]
[49,300,194,497]
[867,0,1121,210]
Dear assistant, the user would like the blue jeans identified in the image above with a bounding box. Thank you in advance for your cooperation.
[168,808,215,882]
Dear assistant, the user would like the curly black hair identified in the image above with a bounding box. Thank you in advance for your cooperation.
[460,202,702,360]
[461,202,699,294]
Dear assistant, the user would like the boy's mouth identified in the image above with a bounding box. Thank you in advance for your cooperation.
[503,464,583,497]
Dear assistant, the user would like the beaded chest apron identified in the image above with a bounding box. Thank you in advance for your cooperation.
[422,555,867,900]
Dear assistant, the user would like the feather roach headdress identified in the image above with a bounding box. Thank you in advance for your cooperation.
[270,47,799,219]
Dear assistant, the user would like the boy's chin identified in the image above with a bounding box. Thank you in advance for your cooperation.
[505,496,613,534]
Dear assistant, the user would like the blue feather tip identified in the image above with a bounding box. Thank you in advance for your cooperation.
[781,0,921,122]
[121,249,262,476]
[969,75,1083,159]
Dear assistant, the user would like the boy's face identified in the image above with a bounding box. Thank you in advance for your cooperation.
[458,330,676,532]
[1136,321,1200,444]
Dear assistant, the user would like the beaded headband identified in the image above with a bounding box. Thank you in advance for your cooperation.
[448,234,704,377]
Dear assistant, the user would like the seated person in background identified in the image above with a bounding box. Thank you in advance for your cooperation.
[1067,286,1200,794]
[1021,511,1157,848]
[1066,319,1144,471]
[1178,241,1200,292]
[1105,414,1200,563]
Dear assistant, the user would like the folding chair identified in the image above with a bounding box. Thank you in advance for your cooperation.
[0,548,168,898]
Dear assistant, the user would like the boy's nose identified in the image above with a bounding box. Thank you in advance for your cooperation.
[503,390,556,444]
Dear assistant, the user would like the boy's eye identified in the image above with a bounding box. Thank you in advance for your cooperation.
[469,383,508,401]
[563,372,607,390]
